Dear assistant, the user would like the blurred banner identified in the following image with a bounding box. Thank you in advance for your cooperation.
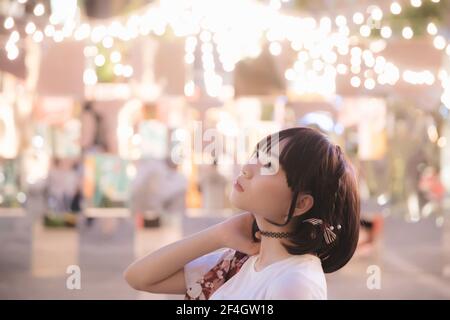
[83,153,131,208]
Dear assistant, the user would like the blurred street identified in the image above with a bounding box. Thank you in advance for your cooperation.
[1,194,450,300]
[1,0,450,301]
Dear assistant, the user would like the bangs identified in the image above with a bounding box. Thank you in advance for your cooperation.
[251,130,296,165]
[251,129,310,180]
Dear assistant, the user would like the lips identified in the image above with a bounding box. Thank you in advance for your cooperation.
[233,179,244,192]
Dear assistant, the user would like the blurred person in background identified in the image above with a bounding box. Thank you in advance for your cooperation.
[130,157,187,228]
[354,161,384,255]
[419,166,446,220]
[44,158,79,227]
[69,161,83,215]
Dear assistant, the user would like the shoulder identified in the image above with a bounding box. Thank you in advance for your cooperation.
[268,269,327,300]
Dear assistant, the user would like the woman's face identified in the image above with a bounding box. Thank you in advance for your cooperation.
[229,141,293,224]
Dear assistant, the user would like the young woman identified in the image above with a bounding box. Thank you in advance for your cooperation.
[124,127,360,299]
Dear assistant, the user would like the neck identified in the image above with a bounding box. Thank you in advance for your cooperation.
[254,216,293,271]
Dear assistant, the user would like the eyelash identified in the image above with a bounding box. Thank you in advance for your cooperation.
[262,161,272,168]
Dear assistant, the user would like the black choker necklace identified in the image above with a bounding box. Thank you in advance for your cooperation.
[259,230,292,239]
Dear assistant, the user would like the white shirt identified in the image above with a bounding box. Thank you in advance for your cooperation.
[184,248,327,300]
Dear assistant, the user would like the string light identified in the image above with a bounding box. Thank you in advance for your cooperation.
[433,35,446,50]
[270,0,282,10]
[109,50,122,63]
[44,25,55,37]
[427,22,438,35]
[403,70,435,85]
[351,76,361,87]
[123,65,133,78]
[353,12,364,25]
[351,65,361,74]
[83,69,97,85]
[49,14,59,25]
[102,36,114,48]
[200,31,211,43]
[364,78,376,90]
[184,52,195,64]
[34,3,45,16]
[312,59,324,72]
[32,30,44,43]
[370,7,383,21]
[351,46,362,57]
[285,68,296,81]
[83,45,97,57]
[381,26,392,39]
[269,42,282,56]
[25,22,36,35]
[360,25,371,37]
[0,0,447,95]
[114,64,124,76]
[410,0,422,8]
[94,54,106,67]
[335,15,347,27]
[53,30,64,42]
[91,25,107,43]
[9,30,20,43]
[402,27,414,40]
[390,2,402,15]
[74,23,91,41]
[336,64,348,75]
[370,39,386,52]
[7,46,19,60]
[184,81,195,97]
[319,16,332,33]
[4,17,14,30]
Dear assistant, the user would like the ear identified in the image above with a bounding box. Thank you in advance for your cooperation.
[293,194,314,217]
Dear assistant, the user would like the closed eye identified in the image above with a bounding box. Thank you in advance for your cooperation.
[262,161,272,168]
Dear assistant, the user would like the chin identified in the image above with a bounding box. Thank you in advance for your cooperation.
[229,190,248,210]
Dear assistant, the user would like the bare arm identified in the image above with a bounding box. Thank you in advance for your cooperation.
[132,268,186,294]
[123,212,260,294]
[123,224,225,293]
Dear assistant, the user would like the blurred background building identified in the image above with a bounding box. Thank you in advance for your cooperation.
[1,0,450,299]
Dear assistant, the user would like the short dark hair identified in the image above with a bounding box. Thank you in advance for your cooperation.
[251,126,360,273]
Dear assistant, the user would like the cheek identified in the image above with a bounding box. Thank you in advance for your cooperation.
[248,176,292,214]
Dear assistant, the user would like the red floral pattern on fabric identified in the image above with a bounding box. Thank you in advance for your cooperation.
[184,250,250,300]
